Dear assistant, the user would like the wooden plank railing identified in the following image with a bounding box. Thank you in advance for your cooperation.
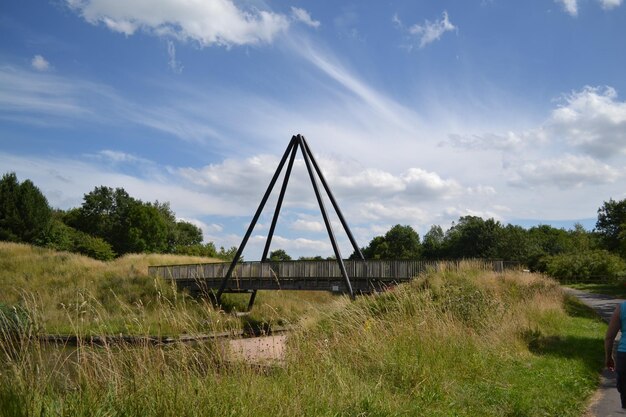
[148,259,505,294]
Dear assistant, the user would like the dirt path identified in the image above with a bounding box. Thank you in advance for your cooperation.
[228,334,287,364]
[563,288,626,416]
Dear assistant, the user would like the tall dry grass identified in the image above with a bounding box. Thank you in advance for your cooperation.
[0,258,606,416]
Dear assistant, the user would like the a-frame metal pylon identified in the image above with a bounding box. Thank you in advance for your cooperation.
[215,134,364,307]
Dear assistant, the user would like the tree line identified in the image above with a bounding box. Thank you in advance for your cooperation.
[274,206,626,281]
[0,173,236,261]
[345,208,626,280]
[1,171,625,280]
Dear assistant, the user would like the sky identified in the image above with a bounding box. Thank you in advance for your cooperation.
[1,0,626,259]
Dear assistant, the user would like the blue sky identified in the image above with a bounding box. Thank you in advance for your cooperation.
[1,0,625,259]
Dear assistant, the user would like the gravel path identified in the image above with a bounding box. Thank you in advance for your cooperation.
[563,288,626,416]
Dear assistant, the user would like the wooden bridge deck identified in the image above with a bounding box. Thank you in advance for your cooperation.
[148,260,505,295]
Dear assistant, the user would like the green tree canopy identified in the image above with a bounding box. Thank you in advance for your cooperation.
[443,216,503,259]
[269,249,292,262]
[596,198,626,257]
[0,172,51,243]
[67,186,202,256]
[362,224,421,260]
[422,225,444,260]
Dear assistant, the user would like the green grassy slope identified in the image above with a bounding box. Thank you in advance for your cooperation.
[0,252,606,416]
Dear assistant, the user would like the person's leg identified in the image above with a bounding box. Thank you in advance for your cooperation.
[616,351,626,408]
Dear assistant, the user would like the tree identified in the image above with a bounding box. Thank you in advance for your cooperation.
[0,173,51,243]
[525,225,573,271]
[298,255,324,261]
[422,225,444,260]
[269,249,292,262]
[596,199,626,257]
[175,221,203,247]
[496,224,531,262]
[443,216,502,259]
[124,203,168,253]
[362,225,421,260]
[68,186,170,255]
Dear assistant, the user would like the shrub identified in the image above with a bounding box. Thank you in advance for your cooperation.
[543,250,626,282]
[74,233,116,261]
[43,219,115,261]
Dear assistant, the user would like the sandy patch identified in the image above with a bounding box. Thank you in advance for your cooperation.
[227,335,287,364]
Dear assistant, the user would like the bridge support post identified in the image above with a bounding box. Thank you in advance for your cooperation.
[216,134,360,305]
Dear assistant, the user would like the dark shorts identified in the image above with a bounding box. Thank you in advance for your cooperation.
[616,351,626,408]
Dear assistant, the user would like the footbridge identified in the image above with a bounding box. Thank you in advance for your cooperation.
[159,134,505,310]
[148,259,505,296]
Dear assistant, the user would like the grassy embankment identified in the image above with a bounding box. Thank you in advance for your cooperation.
[0,242,335,335]
[0,242,607,416]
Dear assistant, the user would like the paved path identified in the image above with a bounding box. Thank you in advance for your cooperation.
[563,288,626,416]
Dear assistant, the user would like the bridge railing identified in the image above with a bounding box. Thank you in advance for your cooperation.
[148,259,505,281]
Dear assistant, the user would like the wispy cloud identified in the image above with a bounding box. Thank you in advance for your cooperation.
[0,65,226,145]
[291,7,320,28]
[404,11,457,48]
[293,41,420,133]
[167,41,183,74]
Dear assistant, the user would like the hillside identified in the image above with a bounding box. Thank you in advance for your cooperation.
[0,242,336,334]
[0,252,607,416]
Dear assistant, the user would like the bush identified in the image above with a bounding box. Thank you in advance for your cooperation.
[43,219,115,261]
[74,233,116,261]
[543,250,626,282]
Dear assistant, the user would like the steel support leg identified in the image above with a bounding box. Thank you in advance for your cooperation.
[299,136,355,299]
[301,136,365,261]
[261,141,299,261]
[216,136,297,303]
[247,290,257,311]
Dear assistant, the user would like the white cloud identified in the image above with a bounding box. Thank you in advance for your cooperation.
[167,41,183,74]
[445,131,542,151]
[598,0,623,9]
[291,7,320,28]
[66,0,290,47]
[359,202,429,223]
[549,86,626,158]
[443,86,626,159]
[272,235,330,253]
[408,11,456,48]
[556,0,578,16]
[31,55,50,71]
[508,154,621,188]
[292,219,325,232]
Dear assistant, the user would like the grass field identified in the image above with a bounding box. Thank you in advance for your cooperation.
[0,244,607,416]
